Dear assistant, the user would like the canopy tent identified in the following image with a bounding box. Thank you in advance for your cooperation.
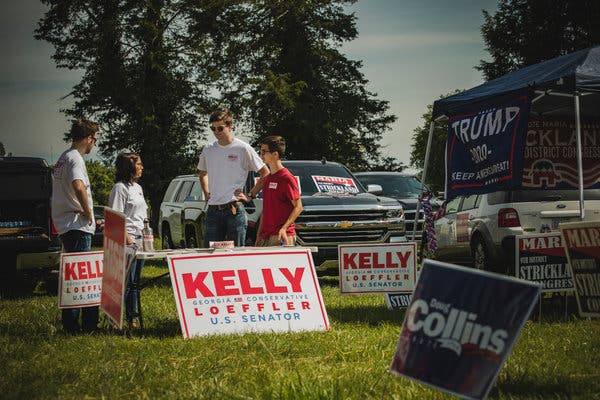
[414,46,600,239]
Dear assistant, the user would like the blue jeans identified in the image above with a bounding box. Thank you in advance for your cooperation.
[125,255,145,322]
[59,230,99,333]
[204,203,248,247]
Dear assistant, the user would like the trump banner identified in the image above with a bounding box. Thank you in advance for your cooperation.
[338,243,417,294]
[101,207,128,329]
[559,221,600,318]
[515,233,573,292]
[167,249,329,338]
[446,91,531,200]
[390,259,540,400]
[58,251,103,308]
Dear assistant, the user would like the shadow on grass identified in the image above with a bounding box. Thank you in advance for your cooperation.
[492,374,598,398]
[326,305,405,326]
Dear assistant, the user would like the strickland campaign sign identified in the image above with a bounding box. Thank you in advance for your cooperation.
[311,175,359,194]
[58,251,103,308]
[101,208,128,328]
[167,249,329,338]
[515,233,573,292]
[559,221,600,318]
[523,117,600,189]
[338,243,417,294]
[446,91,531,200]
[390,259,540,400]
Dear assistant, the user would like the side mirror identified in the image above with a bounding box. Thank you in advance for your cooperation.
[367,184,384,196]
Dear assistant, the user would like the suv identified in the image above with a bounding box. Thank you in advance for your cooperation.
[0,157,61,295]
[243,160,406,272]
[159,175,206,249]
[433,189,600,273]
[354,172,440,241]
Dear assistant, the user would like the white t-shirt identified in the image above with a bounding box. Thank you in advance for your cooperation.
[51,148,95,235]
[108,181,148,235]
[197,138,265,205]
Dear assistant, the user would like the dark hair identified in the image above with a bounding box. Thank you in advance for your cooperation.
[115,152,140,183]
[70,118,99,141]
[209,108,233,125]
[261,135,286,158]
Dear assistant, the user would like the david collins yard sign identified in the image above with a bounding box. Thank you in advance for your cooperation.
[390,259,541,400]
[559,221,600,318]
[58,251,103,308]
[515,233,573,292]
[167,249,329,338]
[338,243,417,294]
[101,207,127,329]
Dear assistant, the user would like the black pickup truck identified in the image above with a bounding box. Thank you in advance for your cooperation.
[0,157,61,296]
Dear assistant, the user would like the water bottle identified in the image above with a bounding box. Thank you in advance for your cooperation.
[142,219,154,251]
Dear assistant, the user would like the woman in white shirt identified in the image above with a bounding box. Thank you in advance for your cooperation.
[108,152,148,328]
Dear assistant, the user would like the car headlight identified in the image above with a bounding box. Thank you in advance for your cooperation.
[386,208,404,219]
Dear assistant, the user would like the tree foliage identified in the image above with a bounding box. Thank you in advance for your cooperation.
[35,0,216,227]
[478,0,600,80]
[85,160,115,206]
[204,0,396,170]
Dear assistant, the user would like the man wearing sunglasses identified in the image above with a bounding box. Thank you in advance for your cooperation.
[197,109,268,247]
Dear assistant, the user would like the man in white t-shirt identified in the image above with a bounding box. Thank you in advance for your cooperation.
[52,118,99,333]
[198,109,268,247]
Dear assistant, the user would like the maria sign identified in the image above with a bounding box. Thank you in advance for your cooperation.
[390,259,540,400]
[167,249,329,338]
[560,221,600,318]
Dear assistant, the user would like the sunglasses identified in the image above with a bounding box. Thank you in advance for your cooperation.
[210,124,228,133]
[91,136,98,144]
[259,149,272,155]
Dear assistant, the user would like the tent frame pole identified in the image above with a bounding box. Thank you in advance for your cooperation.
[414,116,444,241]
[574,92,585,219]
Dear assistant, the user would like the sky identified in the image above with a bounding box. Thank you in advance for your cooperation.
[0,0,498,168]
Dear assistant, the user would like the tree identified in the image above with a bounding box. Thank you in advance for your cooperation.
[85,160,115,206]
[35,0,218,228]
[478,0,600,80]
[409,91,462,193]
[0,142,5,157]
[207,0,396,170]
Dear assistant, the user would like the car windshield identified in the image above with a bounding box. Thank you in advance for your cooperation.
[283,163,365,196]
[356,175,425,199]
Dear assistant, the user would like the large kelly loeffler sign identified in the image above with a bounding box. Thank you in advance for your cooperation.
[390,259,540,400]
[338,243,417,294]
[559,221,600,318]
[167,249,329,338]
[58,251,103,308]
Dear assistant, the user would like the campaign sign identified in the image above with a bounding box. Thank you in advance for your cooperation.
[101,207,127,329]
[386,293,413,310]
[446,91,531,200]
[522,117,600,190]
[515,233,573,292]
[339,243,417,294]
[167,249,329,338]
[390,259,541,400]
[58,251,103,308]
[559,221,600,318]
[311,175,359,194]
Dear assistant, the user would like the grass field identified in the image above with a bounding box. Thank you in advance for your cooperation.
[1,260,600,400]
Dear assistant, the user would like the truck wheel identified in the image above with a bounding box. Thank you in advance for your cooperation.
[162,227,174,250]
[187,229,198,248]
[472,237,490,271]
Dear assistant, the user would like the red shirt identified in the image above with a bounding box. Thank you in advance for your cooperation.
[260,168,300,238]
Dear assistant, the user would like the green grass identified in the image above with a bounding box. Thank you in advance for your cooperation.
[1,260,599,399]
